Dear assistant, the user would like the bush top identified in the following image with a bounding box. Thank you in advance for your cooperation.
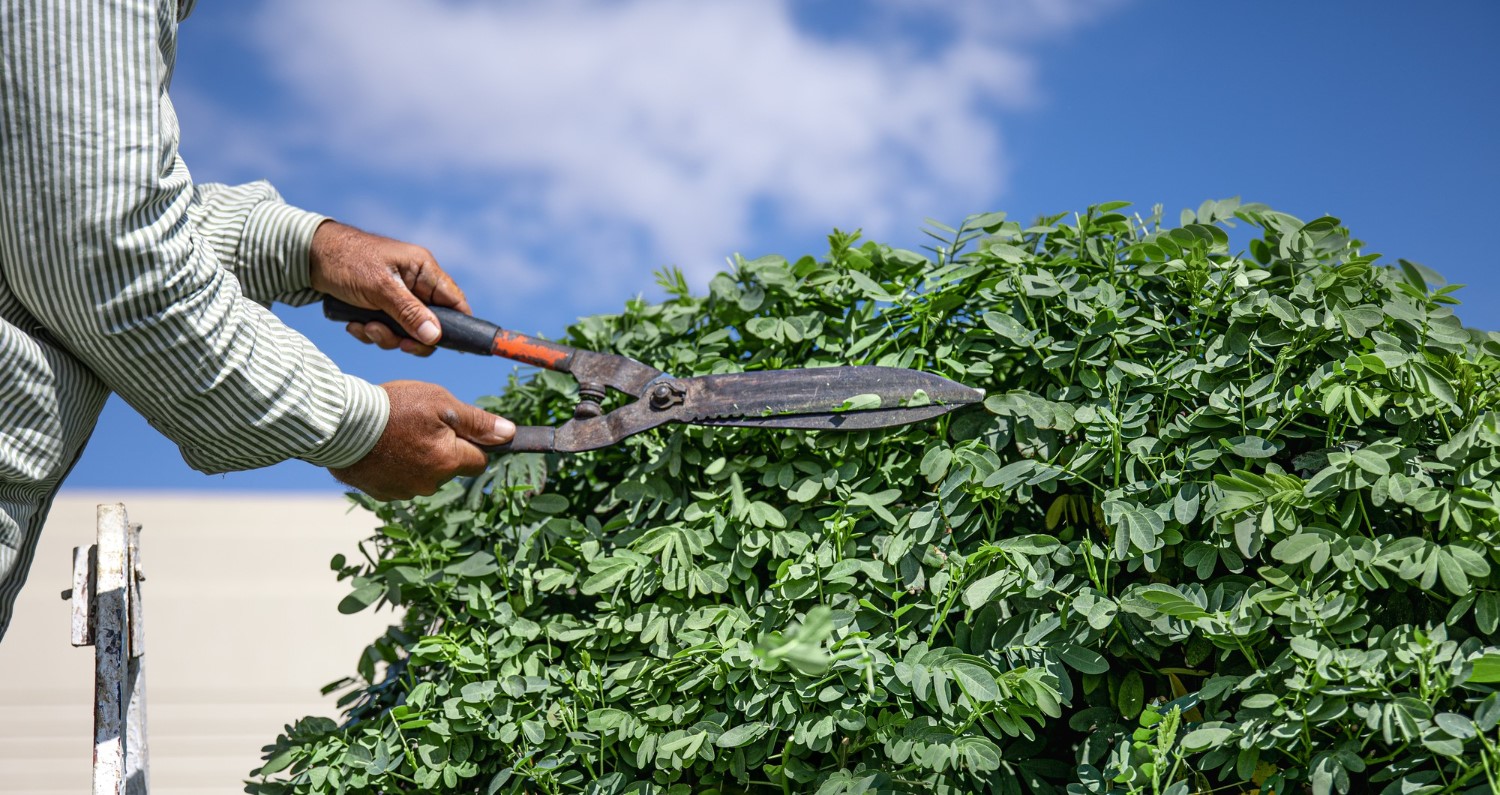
[253,200,1500,795]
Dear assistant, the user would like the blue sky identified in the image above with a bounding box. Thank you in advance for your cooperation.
[63,0,1499,492]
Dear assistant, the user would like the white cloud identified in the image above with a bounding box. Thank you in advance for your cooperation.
[220,0,1118,301]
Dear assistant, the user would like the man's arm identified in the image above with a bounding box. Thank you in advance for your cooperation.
[0,0,510,491]
[186,180,327,308]
[188,180,478,358]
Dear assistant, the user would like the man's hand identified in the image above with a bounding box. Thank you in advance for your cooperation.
[309,220,468,357]
[330,381,516,500]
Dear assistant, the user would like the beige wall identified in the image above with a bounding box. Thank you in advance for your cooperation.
[0,492,398,794]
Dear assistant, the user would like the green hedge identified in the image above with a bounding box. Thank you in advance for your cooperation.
[251,200,1500,795]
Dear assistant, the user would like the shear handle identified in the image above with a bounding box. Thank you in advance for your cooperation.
[323,296,577,372]
[484,426,557,453]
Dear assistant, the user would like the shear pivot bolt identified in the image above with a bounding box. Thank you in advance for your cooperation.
[649,382,686,410]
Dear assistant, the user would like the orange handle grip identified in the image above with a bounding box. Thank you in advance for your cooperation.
[323,297,576,372]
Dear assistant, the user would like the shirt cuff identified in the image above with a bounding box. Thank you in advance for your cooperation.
[299,375,389,469]
[240,201,328,305]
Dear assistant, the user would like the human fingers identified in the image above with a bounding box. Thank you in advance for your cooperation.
[399,253,471,316]
[437,401,513,477]
[439,399,517,448]
[373,272,442,346]
[329,382,512,499]
[397,338,437,357]
[346,321,406,351]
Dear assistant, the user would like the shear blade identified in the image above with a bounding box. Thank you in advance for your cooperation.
[682,365,983,426]
[696,403,961,431]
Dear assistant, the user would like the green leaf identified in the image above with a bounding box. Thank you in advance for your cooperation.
[983,312,1037,345]
[848,489,902,524]
[1434,712,1476,740]
[445,552,500,578]
[986,242,1030,265]
[1179,727,1232,753]
[1350,448,1391,476]
[461,680,498,703]
[1448,545,1492,577]
[1105,500,1165,554]
[993,535,1061,555]
[729,472,749,519]
[1468,653,1500,683]
[919,446,953,485]
[1477,694,1500,731]
[951,663,1000,703]
[1340,306,1385,338]
[1133,585,1210,620]
[1417,724,1463,759]
[1436,549,1470,596]
[788,477,821,502]
[835,393,883,412]
[983,391,1076,431]
[1478,592,1500,635]
[1272,533,1326,565]
[528,493,569,514]
[535,567,576,592]
[579,552,648,595]
[745,316,783,341]
[338,581,384,615]
[1222,435,1278,459]
[1057,644,1110,674]
[522,719,546,745]
[716,722,770,749]
[956,736,1002,772]
[846,270,897,301]
[747,501,788,529]
[983,459,1042,490]
[1173,484,1202,524]
[485,768,514,795]
[1242,693,1279,709]
[963,571,1009,609]
[256,749,297,776]
[1086,598,1118,630]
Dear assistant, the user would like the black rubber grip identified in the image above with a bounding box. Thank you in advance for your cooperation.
[323,297,500,356]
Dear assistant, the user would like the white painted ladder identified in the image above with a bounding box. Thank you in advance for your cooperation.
[64,504,149,795]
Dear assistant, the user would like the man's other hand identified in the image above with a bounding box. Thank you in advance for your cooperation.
[309,220,470,357]
[329,381,516,500]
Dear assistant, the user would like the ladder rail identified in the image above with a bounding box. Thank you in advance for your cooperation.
[68,504,149,795]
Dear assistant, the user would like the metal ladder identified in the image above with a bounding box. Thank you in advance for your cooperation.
[63,503,149,795]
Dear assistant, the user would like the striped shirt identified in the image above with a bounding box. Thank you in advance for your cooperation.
[0,0,390,639]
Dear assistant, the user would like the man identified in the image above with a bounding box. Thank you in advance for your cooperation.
[0,0,515,639]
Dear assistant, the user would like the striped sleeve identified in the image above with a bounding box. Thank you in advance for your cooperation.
[188,181,326,307]
[0,0,387,473]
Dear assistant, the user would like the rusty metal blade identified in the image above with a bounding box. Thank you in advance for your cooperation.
[679,366,983,423]
[499,366,983,453]
[695,403,961,431]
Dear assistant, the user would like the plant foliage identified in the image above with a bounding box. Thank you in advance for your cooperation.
[251,200,1500,795]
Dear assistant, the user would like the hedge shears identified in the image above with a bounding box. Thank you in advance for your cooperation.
[324,298,984,454]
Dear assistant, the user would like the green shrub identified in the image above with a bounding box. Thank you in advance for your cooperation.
[250,200,1500,795]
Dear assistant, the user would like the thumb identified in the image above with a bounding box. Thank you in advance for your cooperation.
[444,401,517,447]
[377,281,442,345]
